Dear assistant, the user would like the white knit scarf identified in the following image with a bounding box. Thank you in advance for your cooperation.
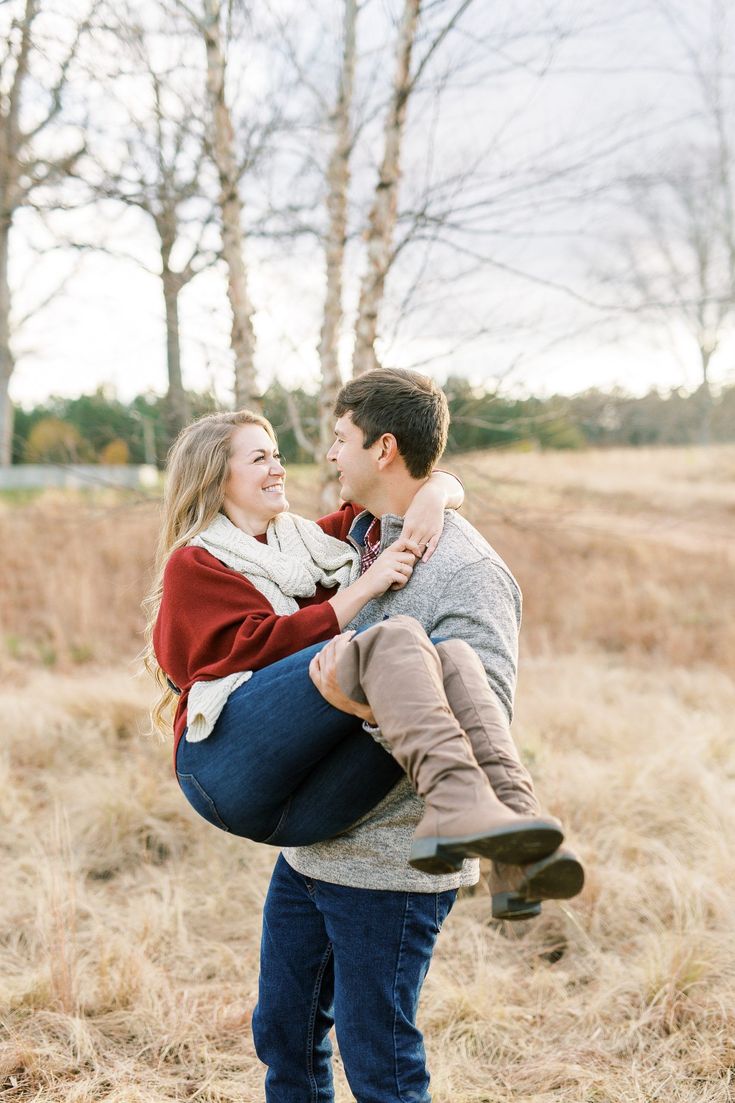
[184,512,360,743]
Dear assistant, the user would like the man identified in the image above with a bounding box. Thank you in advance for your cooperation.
[252,368,581,1102]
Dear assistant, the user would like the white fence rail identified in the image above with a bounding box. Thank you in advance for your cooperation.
[0,464,160,491]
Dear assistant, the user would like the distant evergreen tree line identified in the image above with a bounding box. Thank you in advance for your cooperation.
[10,379,734,468]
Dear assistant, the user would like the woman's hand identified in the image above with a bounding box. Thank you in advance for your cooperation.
[326,536,419,628]
[309,632,377,724]
[361,537,419,596]
[400,471,464,562]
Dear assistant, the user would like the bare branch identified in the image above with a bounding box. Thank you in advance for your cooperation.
[23,1,98,145]
[408,0,476,93]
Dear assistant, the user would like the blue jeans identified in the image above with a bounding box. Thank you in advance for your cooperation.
[252,854,457,1103]
[175,637,403,846]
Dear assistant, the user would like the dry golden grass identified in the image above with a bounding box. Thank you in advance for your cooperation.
[0,490,160,670]
[2,444,733,673]
[1,445,734,1101]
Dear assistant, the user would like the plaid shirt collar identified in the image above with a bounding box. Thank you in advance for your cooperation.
[360,516,382,573]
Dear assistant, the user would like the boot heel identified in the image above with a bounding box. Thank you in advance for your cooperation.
[492,891,542,921]
[409,837,463,874]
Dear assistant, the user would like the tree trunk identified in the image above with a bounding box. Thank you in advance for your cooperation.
[0,217,14,466]
[141,415,157,466]
[318,0,358,511]
[202,0,260,411]
[0,0,35,468]
[699,345,713,446]
[162,266,190,436]
[352,0,421,376]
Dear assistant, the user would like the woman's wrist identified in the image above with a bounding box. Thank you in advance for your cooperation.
[328,575,374,628]
[349,573,375,603]
[429,469,464,510]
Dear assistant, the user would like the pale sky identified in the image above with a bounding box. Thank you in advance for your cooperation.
[7,0,734,409]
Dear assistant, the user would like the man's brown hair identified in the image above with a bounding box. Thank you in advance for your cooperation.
[335,368,449,479]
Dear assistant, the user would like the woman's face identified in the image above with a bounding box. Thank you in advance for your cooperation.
[223,424,288,533]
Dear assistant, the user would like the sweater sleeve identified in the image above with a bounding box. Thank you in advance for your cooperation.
[431,559,522,723]
[153,546,340,692]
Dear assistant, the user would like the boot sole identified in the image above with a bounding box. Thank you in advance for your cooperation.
[491,850,586,917]
[409,821,563,874]
[519,850,585,900]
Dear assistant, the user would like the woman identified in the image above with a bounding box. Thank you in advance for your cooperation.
[145,409,564,874]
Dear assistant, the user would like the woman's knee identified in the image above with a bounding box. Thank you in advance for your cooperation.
[434,636,471,657]
[364,614,428,648]
[435,636,479,669]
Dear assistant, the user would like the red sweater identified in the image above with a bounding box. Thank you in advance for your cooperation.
[153,503,362,757]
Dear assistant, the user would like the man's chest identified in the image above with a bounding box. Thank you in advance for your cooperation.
[347,579,437,635]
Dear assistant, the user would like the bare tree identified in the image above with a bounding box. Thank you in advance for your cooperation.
[0,0,93,465]
[351,0,422,376]
[317,0,358,510]
[599,0,735,442]
[351,0,476,377]
[254,0,618,498]
[87,7,219,434]
[168,0,262,410]
[614,154,733,434]
[200,0,260,410]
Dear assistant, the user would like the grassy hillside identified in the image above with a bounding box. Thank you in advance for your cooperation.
[1,445,734,1101]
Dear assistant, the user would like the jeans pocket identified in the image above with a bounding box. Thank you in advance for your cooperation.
[177,772,231,832]
[435,889,457,933]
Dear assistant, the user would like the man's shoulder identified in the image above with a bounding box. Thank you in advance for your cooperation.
[440,510,491,551]
[436,512,518,583]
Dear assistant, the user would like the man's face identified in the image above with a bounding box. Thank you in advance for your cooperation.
[326,412,379,505]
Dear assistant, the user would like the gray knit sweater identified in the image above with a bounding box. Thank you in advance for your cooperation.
[282,509,523,892]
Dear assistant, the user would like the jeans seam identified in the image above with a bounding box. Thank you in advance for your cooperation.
[262,794,294,845]
[305,941,333,1103]
[176,772,231,832]
[392,893,411,1102]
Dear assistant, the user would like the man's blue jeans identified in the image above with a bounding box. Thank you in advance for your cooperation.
[175,637,403,846]
[252,854,457,1103]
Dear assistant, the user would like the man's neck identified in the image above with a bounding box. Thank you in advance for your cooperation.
[362,476,426,520]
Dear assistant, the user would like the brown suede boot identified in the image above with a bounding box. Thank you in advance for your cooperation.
[335,616,563,874]
[435,639,584,918]
[490,850,585,919]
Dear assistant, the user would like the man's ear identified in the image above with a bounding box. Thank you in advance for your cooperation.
[375,433,400,469]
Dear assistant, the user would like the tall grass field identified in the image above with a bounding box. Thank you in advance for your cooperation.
[1,445,734,1102]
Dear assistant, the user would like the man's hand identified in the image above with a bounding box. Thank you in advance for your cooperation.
[309,632,377,724]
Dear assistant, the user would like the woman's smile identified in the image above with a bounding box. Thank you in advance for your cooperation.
[223,424,289,533]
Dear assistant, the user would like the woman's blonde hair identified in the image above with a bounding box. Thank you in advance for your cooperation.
[142,409,277,736]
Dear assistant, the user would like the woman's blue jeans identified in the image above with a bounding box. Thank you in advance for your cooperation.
[175,636,404,846]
